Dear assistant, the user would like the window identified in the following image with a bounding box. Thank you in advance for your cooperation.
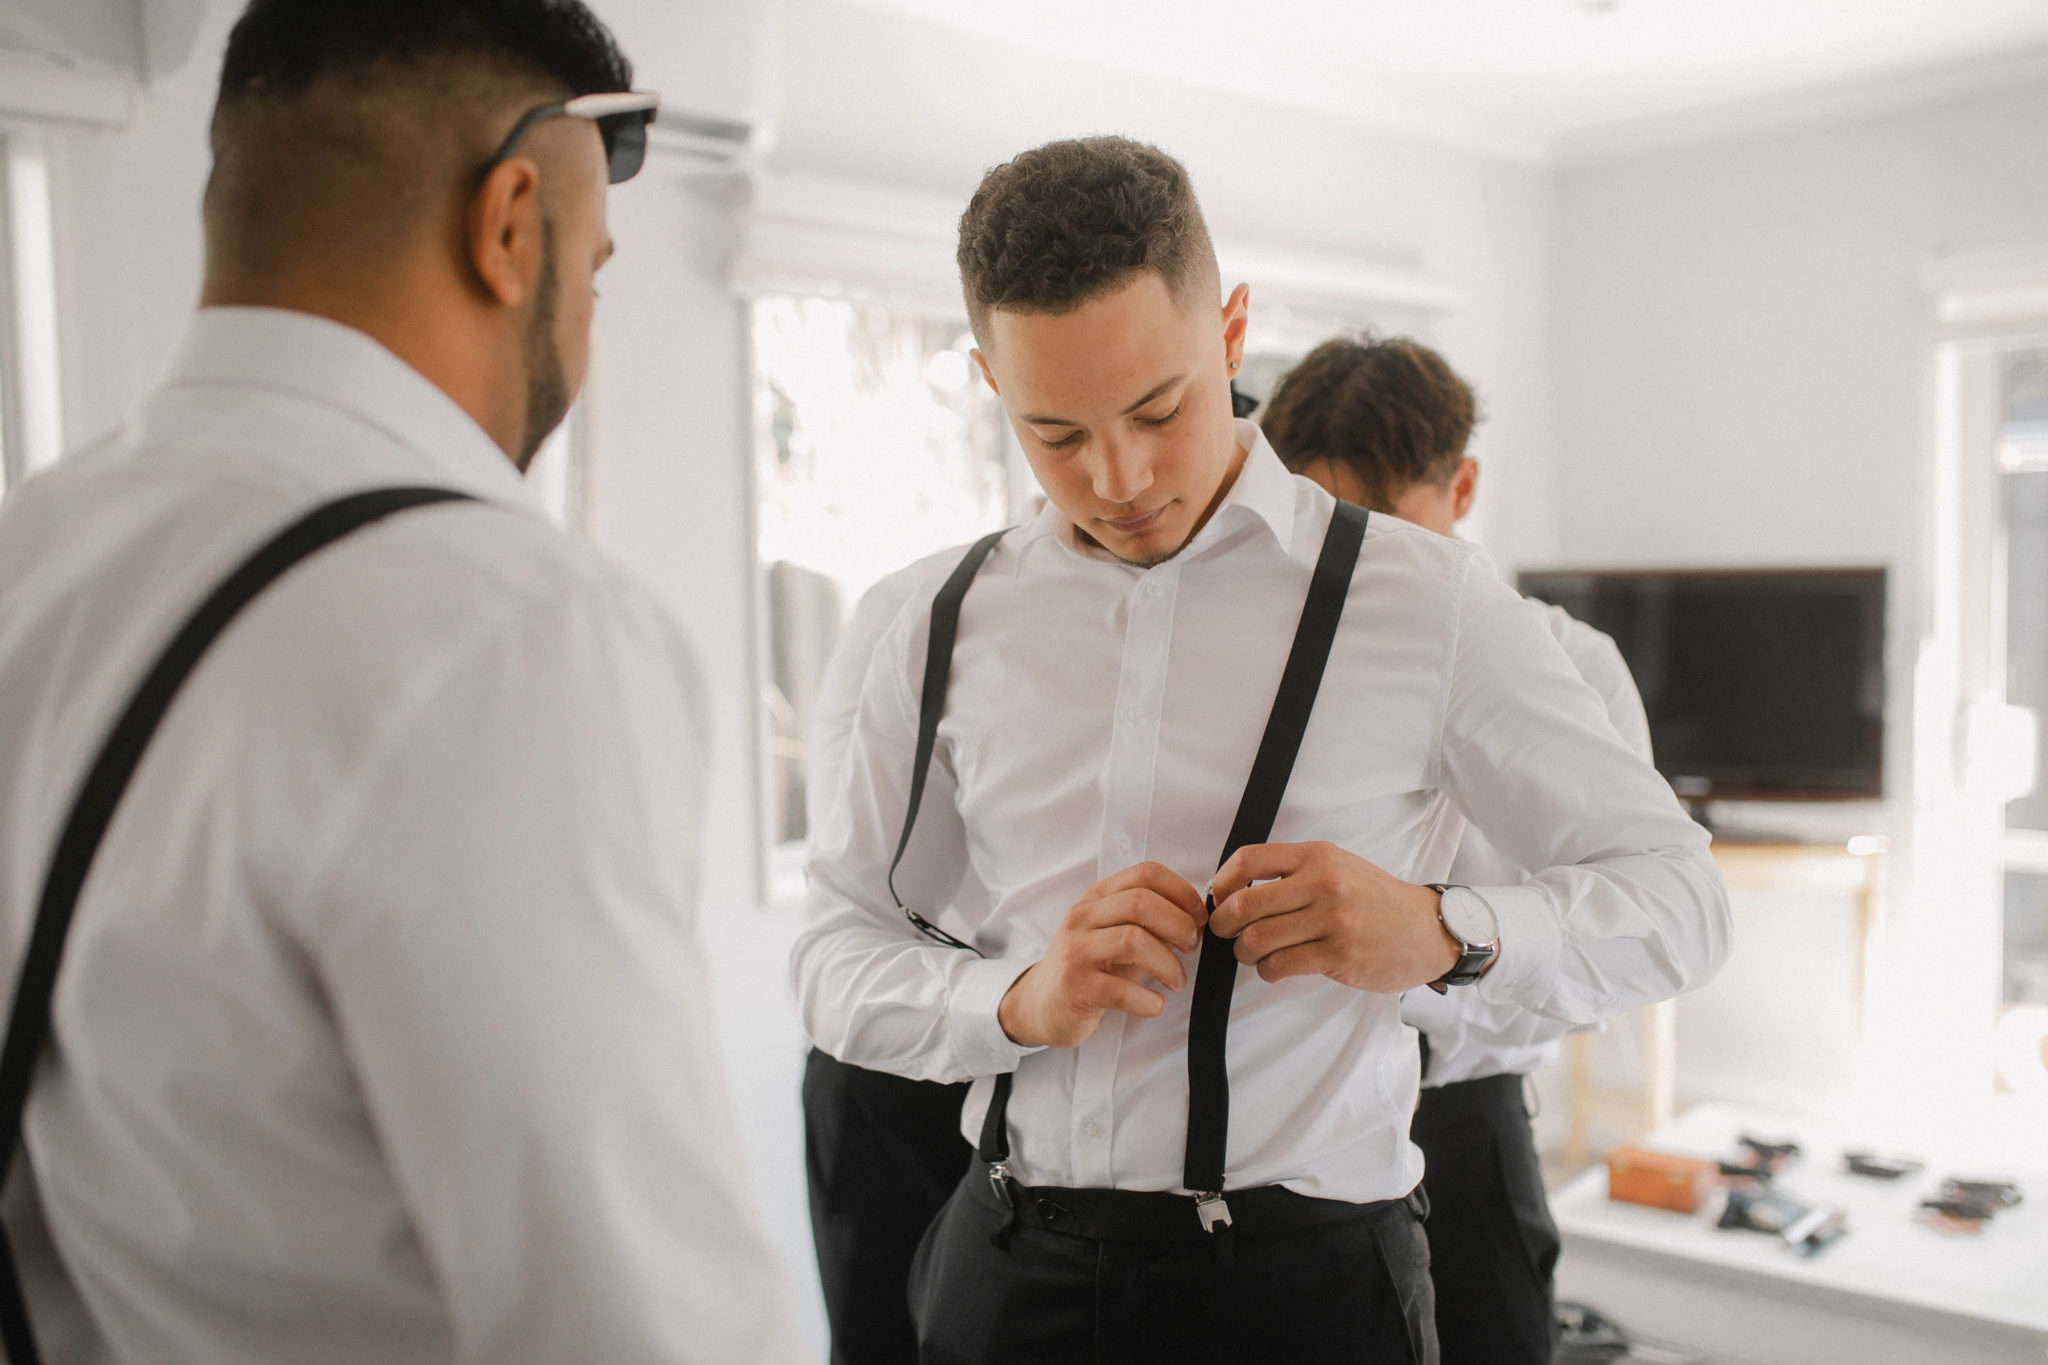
[751,294,1018,847]
[1999,346,2048,1011]
[1926,301,2048,1101]
[0,130,18,499]
[0,126,64,498]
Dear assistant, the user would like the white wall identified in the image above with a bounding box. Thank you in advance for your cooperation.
[1554,80,2048,569]
[573,161,836,1346]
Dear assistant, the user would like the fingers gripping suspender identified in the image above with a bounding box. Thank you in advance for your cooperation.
[1182,500,1368,1209]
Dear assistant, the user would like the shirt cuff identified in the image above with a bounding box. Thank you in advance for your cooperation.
[947,955,1042,1077]
[1470,882,1561,1010]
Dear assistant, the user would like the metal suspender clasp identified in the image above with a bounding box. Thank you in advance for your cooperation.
[988,1160,1017,1210]
[1194,1191,1233,1233]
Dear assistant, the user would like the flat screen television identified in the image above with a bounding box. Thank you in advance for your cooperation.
[1515,567,1887,802]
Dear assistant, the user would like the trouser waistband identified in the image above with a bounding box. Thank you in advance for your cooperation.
[1417,1070,1525,1110]
[965,1166,1427,1243]
[1413,1071,1531,1130]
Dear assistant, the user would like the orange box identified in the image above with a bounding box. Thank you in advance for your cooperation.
[1606,1146,1717,1214]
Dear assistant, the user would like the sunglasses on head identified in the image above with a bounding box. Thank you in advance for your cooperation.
[485,90,661,186]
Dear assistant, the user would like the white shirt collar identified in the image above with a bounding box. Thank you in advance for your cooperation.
[1206,418,1300,551]
[1019,418,1299,569]
[156,306,537,507]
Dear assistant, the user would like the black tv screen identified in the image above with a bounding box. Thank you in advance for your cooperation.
[1515,568,1886,801]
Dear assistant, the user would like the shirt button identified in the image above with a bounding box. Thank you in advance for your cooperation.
[1083,1119,1102,1138]
[1145,581,1164,598]
[1126,705,1145,723]
[1112,836,1132,855]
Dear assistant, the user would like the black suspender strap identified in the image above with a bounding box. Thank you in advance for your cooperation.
[0,486,476,1365]
[886,529,1009,954]
[875,530,1023,1233]
[974,502,1370,1239]
[1183,500,1368,1212]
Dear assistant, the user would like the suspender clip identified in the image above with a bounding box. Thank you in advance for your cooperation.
[1194,1191,1233,1233]
[986,1160,1021,1250]
[988,1160,1017,1210]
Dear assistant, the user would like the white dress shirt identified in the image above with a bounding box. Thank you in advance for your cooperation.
[793,420,1729,1205]
[1402,601,1661,1088]
[809,572,923,823]
[817,570,1671,1097]
[0,308,801,1365]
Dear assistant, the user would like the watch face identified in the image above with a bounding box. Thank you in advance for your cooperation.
[1439,887,1499,947]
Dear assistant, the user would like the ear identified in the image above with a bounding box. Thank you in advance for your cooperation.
[465,157,546,307]
[970,347,1000,396]
[1221,283,1250,377]
[1451,458,1479,522]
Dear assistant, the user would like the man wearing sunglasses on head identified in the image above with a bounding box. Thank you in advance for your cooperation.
[0,2,798,1362]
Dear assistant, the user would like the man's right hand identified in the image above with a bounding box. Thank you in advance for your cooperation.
[997,862,1207,1049]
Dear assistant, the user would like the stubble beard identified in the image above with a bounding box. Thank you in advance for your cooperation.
[514,218,570,473]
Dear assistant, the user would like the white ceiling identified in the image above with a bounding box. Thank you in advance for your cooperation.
[845,0,2048,158]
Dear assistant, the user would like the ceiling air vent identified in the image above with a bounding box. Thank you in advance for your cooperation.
[650,106,762,168]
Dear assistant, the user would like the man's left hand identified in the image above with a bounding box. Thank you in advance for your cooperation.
[1208,841,1461,993]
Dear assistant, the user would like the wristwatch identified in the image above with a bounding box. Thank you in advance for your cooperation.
[1424,884,1500,994]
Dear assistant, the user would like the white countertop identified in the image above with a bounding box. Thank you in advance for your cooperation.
[1551,1103,2048,1336]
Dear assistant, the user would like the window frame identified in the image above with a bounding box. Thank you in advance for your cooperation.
[0,122,65,496]
[0,126,21,496]
[1991,352,2048,1028]
[1926,298,2048,1098]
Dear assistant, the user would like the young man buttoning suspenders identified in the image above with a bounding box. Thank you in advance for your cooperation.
[1263,337,1694,1365]
[792,136,1730,1364]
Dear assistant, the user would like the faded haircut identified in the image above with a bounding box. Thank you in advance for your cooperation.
[955,136,1221,345]
[205,0,631,271]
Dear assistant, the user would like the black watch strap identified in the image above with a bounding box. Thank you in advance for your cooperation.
[1424,883,1497,995]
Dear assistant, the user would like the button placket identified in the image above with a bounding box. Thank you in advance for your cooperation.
[1076,565,1182,1186]
[1070,1013,1124,1186]
[1096,568,1175,880]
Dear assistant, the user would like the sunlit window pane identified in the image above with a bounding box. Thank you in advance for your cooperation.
[0,133,12,503]
[2001,350,2048,1025]
[751,294,1011,844]
[2002,349,2048,834]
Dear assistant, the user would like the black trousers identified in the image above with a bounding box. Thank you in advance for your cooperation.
[1410,1073,1560,1365]
[803,1049,973,1365]
[908,1170,1438,1365]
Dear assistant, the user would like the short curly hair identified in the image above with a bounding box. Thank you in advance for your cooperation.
[956,136,1220,344]
[1260,335,1481,510]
